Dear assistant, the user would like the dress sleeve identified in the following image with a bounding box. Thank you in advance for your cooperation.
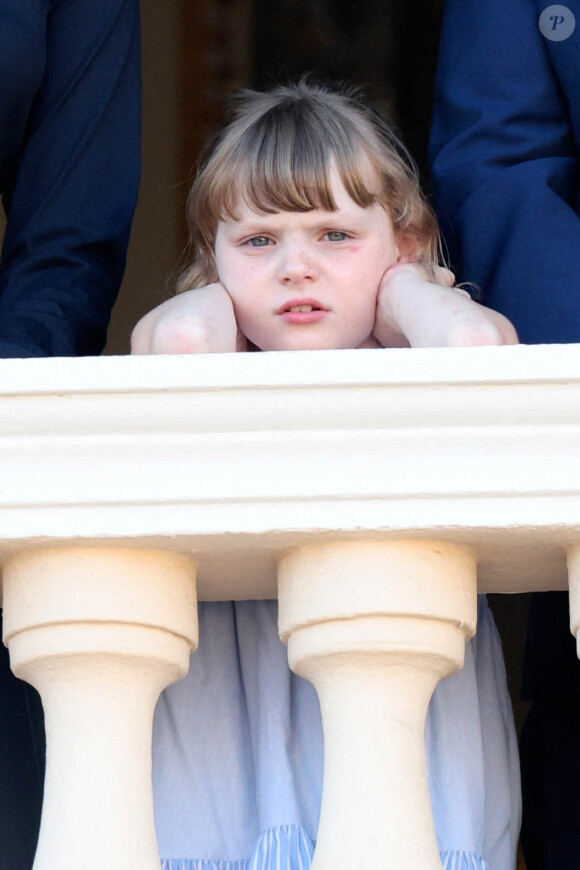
[429,0,580,344]
[0,0,141,357]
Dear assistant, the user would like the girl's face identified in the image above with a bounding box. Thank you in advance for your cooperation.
[214,169,406,351]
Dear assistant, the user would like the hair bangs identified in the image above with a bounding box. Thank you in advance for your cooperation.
[225,98,380,218]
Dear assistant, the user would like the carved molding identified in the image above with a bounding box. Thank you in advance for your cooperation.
[0,344,578,596]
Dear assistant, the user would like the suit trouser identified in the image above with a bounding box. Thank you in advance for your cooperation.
[521,592,580,870]
[0,610,44,870]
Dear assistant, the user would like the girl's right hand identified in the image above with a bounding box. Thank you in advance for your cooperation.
[131,283,248,355]
[374,264,519,349]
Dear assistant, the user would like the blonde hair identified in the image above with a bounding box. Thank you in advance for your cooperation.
[177,79,442,293]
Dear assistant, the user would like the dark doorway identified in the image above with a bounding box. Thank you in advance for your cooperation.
[179,0,445,192]
[252,0,445,187]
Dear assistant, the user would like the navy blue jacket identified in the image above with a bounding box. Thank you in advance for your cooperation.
[0,4,140,866]
[430,0,580,345]
[0,0,140,357]
[431,8,580,864]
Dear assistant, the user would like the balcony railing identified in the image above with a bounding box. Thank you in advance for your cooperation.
[1,344,578,870]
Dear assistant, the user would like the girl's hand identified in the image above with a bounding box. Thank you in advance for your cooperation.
[373,264,519,348]
[131,283,248,355]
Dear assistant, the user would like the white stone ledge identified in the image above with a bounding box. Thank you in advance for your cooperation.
[0,344,578,596]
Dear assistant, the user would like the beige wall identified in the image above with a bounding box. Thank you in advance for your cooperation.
[105,0,252,355]
[105,0,184,355]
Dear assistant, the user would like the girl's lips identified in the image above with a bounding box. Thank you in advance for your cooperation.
[277,299,329,324]
[281,309,327,324]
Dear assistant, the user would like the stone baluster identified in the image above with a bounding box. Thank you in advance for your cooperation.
[2,546,197,870]
[278,540,477,870]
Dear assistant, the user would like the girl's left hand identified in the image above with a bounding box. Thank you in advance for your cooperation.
[131,283,248,355]
[373,264,519,349]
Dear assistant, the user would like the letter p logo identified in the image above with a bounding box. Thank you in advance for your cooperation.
[539,5,576,39]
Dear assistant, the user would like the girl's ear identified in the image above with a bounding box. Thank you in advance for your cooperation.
[396,233,421,264]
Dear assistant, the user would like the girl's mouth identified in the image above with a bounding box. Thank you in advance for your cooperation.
[278,299,328,324]
[288,304,316,313]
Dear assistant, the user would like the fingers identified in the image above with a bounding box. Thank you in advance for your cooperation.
[382,262,456,288]
[432,266,455,288]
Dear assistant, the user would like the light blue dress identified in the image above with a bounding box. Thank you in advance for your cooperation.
[152,595,521,870]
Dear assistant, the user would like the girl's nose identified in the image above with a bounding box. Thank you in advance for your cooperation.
[277,245,318,284]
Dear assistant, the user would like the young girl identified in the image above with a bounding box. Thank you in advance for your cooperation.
[132,80,521,870]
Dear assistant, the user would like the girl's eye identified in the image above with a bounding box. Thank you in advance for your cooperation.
[325,230,348,242]
[246,236,272,247]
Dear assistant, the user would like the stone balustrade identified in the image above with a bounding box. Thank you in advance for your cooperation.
[0,344,578,869]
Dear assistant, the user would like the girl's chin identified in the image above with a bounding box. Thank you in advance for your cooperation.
[246,329,378,353]
[256,342,375,352]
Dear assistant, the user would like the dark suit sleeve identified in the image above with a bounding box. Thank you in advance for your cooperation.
[429,0,580,344]
[0,0,141,357]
